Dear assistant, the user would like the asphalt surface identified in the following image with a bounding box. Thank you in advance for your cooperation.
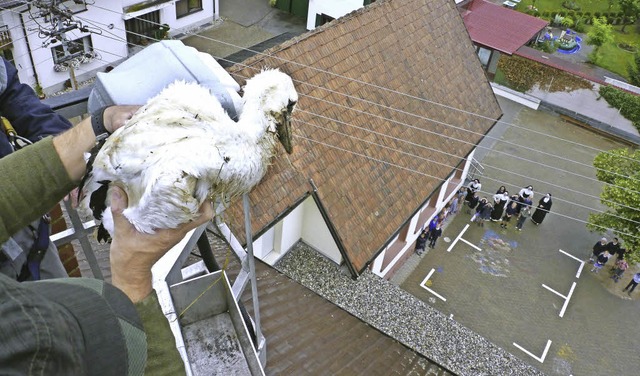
[397,96,640,376]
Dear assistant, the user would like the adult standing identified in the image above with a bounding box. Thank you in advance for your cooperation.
[428,223,442,248]
[622,272,640,296]
[465,179,481,203]
[589,237,608,263]
[531,193,552,225]
[0,57,72,281]
[607,238,622,259]
[490,191,509,221]
[517,185,534,214]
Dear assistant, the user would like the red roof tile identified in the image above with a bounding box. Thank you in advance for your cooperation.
[462,0,548,54]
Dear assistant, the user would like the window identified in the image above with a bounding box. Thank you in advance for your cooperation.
[125,11,160,45]
[176,0,202,18]
[476,47,492,68]
[51,36,92,64]
[58,0,87,14]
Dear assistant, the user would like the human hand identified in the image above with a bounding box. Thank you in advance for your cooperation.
[103,105,141,133]
[109,185,213,302]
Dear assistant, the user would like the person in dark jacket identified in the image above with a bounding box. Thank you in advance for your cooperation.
[589,238,608,263]
[0,57,72,281]
[466,191,480,214]
[471,197,487,222]
[428,224,442,248]
[531,193,552,225]
[415,230,428,256]
[501,201,518,229]
[606,238,621,260]
[478,202,493,227]
[490,191,508,221]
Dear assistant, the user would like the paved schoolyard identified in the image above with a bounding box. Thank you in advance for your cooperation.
[398,98,640,376]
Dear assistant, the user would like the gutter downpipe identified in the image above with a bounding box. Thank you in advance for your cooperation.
[309,179,358,279]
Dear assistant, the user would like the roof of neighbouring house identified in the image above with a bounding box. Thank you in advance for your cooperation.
[461,0,548,54]
[224,0,502,275]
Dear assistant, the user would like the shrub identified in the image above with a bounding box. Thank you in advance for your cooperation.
[594,12,601,18]
[562,17,574,28]
[573,17,587,32]
[599,86,640,130]
[535,40,558,53]
[497,55,593,93]
[553,14,565,26]
[562,1,581,11]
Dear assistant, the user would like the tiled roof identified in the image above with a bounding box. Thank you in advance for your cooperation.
[225,0,501,274]
[461,0,548,54]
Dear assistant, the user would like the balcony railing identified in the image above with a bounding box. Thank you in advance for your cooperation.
[0,25,12,48]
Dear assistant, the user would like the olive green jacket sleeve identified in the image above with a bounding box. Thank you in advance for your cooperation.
[135,292,186,375]
[0,137,75,244]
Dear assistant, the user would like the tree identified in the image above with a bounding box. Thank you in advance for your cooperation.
[629,50,640,87]
[619,0,640,33]
[586,17,614,63]
[587,148,640,264]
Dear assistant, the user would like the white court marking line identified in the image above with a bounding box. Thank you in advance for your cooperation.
[419,268,447,302]
[447,224,481,252]
[542,282,577,318]
[559,249,586,278]
[513,340,552,363]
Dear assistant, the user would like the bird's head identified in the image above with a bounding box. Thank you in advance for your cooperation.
[243,69,298,154]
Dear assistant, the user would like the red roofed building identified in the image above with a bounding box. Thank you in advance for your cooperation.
[459,0,548,77]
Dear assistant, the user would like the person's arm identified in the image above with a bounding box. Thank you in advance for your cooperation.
[54,106,140,182]
[0,106,138,243]
[0,58,71,140]
[109,186,213,375]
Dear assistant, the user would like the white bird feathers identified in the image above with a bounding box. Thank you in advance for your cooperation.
[79,69,298,237]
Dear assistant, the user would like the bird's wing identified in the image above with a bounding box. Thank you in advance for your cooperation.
[79,81,237,233]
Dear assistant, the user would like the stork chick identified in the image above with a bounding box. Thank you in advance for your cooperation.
[79,69,298,237]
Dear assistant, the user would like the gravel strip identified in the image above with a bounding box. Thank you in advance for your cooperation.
[274,243,546,376]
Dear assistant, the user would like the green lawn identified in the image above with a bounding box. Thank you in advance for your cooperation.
[517,0,619,13]
[514,1,639,80]
[596,26,640,79]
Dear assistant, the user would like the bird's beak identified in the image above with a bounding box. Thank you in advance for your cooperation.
[278,113,293,154]
[278,101,295,154]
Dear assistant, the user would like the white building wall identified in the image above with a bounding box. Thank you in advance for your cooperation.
[301,196,342,264]
[161,1,217,36]
[1,8,33,86]
[372,152,478,279]
[307,0,363,30]
[7,0,218,93]
[279,203,304,252]
[22,1,127,93]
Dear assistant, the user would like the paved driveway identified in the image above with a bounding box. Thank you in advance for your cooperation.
[399,98,640,376]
